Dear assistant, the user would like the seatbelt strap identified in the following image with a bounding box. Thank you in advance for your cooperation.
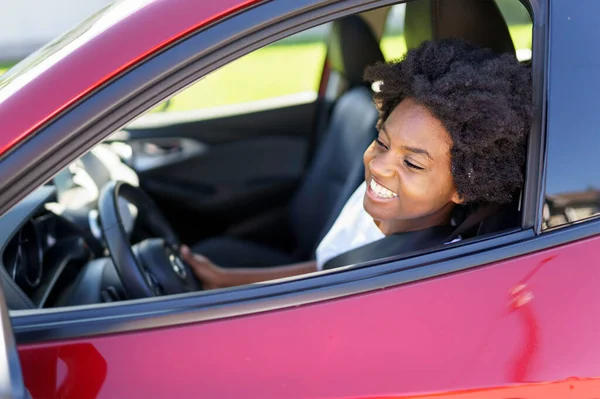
[322,204,501,270]
[322,225,455,270]
[446,203,501,242]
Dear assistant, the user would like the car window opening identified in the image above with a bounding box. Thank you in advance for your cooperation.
[0,0,534,311]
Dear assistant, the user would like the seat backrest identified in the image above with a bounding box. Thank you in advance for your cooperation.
[404,0,515,55]
[289,87,378,259]
[288,15,383,259]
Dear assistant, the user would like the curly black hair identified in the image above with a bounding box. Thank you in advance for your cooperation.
[364,38,533,204]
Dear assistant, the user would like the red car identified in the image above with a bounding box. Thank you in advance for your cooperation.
[0,0,598,397]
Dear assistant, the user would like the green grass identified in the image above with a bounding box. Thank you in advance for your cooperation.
[381,35,408,61]
[156,41,327,112]
[508,24,533,51]
[0,24,533,113]
[0,62,13,75]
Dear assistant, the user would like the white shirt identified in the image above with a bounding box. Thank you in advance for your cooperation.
[316,182,383,270]
[315,181,460,270]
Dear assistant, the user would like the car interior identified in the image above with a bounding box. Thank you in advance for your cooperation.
[0,0,533,310]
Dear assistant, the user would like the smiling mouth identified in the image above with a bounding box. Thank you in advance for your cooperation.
[369,178,398,199]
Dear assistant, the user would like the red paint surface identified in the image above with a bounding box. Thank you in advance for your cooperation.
[0,0,261,157]
[18,234,600,398]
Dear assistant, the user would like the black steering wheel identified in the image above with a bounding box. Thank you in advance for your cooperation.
[98,181,201,298]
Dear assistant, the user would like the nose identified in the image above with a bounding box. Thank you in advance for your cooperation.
[369,153,395,178]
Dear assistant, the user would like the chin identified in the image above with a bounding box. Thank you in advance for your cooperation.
[363,195,399,222]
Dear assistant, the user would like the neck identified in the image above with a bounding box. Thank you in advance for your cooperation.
[375,203,455,235]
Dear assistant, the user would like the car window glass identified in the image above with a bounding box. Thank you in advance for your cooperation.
[542,0,600,230]
[148,25,330,113]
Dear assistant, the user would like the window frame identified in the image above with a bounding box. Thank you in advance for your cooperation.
[0,0,550,344]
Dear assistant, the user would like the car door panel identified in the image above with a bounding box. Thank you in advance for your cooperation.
[17,235,600,398]
[121,99,318,243]
[134,136,307,210]
[0,0,579,396]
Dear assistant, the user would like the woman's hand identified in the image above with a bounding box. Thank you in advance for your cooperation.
[180,245,232,289]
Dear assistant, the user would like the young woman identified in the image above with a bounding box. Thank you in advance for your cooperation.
[180,38,533,289]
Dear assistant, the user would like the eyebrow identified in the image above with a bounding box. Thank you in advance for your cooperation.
[402,145,432,160]
[381,124,433,160]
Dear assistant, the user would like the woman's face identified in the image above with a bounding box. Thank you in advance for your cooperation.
[363,98,463,234]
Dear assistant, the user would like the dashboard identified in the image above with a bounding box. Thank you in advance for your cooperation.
[0,143,142,309]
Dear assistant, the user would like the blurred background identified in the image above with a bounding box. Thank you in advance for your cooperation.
[0,0,111,64]
[0,0,531,111]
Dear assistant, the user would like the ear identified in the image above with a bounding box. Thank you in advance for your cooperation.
[451,190,465,205]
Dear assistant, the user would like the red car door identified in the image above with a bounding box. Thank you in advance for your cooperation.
[2,0,600,398]
[13,241,600,398]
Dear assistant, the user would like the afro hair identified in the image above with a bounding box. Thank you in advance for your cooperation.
[364,38,533,204]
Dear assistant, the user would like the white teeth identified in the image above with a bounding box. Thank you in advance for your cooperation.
[369,179,397,199]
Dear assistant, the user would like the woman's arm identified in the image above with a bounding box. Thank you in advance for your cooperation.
[181,246,317,289]
[220,261,317,287]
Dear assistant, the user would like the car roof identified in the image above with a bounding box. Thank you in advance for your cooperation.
[0,0,261,157]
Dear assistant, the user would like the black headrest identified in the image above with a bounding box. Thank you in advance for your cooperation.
[328,15,385,87]
[404,0,515,55]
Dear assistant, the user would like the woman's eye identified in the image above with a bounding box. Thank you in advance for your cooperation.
[375,138,388,150]
[405,160,425,170]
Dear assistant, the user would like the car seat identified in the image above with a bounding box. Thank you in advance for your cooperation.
[192,15,384,266]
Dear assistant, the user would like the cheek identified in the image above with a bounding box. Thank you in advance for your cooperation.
[399,172,429,200]
[399,171,454,209]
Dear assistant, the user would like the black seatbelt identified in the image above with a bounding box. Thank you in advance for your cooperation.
[322,225,455,270]
[445,203,501,242]
[322,203,501,270]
